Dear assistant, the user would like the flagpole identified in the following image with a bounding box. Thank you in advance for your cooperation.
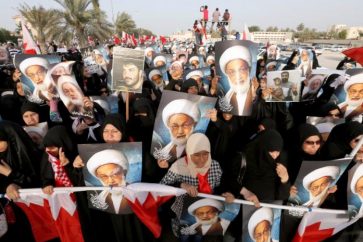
[14,185,349,215]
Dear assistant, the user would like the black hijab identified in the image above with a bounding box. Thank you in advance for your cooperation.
[43,125,77,161]
[100,113,126,142]
[181,78,198,93]
[20,101,41,117]
[0,121,41,192]
[321,121,363,160]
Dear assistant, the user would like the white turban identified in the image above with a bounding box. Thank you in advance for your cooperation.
[344,73,363,92]
[206,55,215,63]
[248,207,273,240]
[153,55,166,66]
[188,198,224,216]
[265,61,277,70]
[350,163,363,195]
[87,149,129,177]
[148,69,162,81]
[302,166,340,190]
[189,56,200,64]
[186,70,204,80]
[144,47,154,56]
[171,61,183,69]
[19,57,50,77]
[162,99,200,126]
[219,45,251,75]
[57,75,80,93]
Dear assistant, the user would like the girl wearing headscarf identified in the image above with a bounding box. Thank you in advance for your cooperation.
[0,121,42,241]
[160,133,233,241]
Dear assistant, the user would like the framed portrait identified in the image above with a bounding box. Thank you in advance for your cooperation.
[266,70,303,102]
[112,47,145,93]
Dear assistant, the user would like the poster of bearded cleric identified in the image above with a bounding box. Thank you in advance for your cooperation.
[112,46,145,93]
[151,90,217,164]
[78,142,142,214]
[50,61,94,118]
[215,40,258,116]
[348,163,363,220]
[266,70,302,102]
[14,54,61,103]
[288,157,351,208]
[333,69,363,122]
[242,202,282,242]
[177,197,239,238]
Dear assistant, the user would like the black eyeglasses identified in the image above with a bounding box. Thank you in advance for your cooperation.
[304,140,321,145]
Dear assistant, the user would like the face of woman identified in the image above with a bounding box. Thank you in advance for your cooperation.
[103,124,122,144]
[190,150,210,168]
[268,151,280,160]
[23,111,40,126]
[0,141,8,153]
[302,135,321,155]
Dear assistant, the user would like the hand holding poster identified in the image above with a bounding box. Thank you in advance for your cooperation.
[15,54,61,103]
[150,90,217,164]
[266,70,302,102]
[288,158,351,208]
[215,40,258,116]
[78,142,142,214]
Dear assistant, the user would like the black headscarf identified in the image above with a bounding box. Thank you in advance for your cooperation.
[297,123,322,148]
[181,78,198,93]
[20,101,40,116]
[0,121,41,192]
[100,113,126,142]
[43,125,77,161]
[242,129,287,200]
[259,118,276,131]
[321,121,363,160]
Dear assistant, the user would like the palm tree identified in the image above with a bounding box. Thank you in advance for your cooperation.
[115,12,136,35]
[54,0,113,47]
[19,4,62,53]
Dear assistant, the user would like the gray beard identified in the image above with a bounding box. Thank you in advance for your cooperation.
[195,215,218,226]
[346,98,363,107]
[170,127,194,146]
[37,83,48,92]
[229,79,250,95]
[70,98,83,106]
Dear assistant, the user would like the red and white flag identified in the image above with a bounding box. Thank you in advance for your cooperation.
[16,193,84,242]
[292,212,352,242]
[21,19,41,55]
[242,23,251,40]
[124,183,186,238]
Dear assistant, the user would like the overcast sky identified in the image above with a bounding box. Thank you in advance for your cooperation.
[1,0,362,35]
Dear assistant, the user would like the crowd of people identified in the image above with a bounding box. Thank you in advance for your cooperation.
[0,27,362,242]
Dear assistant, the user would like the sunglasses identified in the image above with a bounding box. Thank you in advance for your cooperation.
[304,140,321,145]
